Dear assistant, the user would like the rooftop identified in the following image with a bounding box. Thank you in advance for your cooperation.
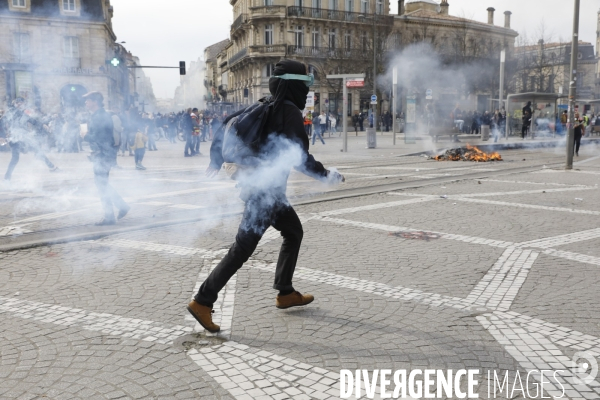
[204,39,230,61]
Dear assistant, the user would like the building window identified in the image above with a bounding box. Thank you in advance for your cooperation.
[328,28,336,49]
[344,31,352,50]
[265,63,275,77]
[63,36,79,58]
[345,0,353,12]
[312,27,320,48]
[63,0,75,11]
[360,31,368,50]
[312,0,320,8]
[13,33,30,62]
[360,0,368,14]
[294,26,304,48]
[12,0,26,7]
[265,24,273,45]
[264,0,273,5]
[329,0,337,10]
[376,0,383,14]
[308,65,319,80]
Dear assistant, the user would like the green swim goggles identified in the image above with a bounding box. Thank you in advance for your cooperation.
[273,73,314,87]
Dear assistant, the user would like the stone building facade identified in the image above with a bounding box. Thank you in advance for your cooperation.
[512,40,597,103]
[0,0,148,113]
[210,0,393,116]
[206,0,518,118]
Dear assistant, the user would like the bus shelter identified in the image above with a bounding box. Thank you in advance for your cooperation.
[505,92,566,138]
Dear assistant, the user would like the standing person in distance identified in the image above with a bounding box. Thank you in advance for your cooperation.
[183,108,194,157]
[186,60,345,333]
[82,92,129,225]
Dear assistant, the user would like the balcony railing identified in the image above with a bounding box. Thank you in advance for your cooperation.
[231,13,247,32]
[287,6,391,23]
[287,45,367,59]
[249,44,286,55]
[229,48,248,66]
[250,5,286,16]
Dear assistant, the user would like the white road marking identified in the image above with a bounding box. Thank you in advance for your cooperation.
[542,248,600,266]
[312,215,516,248]
[186,259,236,340]
[12,209,87,224]
[465,248,539,311]
[479,313,599,400]
[127,183,235,201]
[0,226,32,236]
[248,260,472,311]
[316,197,438,216]
[168,204,205,210]
[479,179,591,187]
[136,201,172,206]
[0,296,192,345]
[455,197,600,216]
[100,239,228,258]
[187,341,364,400]
[518,228,600,249]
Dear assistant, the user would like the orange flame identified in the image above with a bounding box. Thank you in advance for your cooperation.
[434,144,502,162]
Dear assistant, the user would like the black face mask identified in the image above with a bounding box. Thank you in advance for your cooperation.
[268,59,310,110]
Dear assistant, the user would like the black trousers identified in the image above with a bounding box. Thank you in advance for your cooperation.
[195,195,303,308]
[4,142,54,181]
[574,133,582,154]
[522,123,529,138]
[184,135,193,155]
[94,162,127,219]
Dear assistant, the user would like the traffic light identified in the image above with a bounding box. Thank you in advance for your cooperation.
[179,61,186,75]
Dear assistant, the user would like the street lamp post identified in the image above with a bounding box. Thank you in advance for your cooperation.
[566,0,580,170]
[360,14,378,133]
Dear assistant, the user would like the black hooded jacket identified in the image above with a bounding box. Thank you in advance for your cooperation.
[209,60,327,182]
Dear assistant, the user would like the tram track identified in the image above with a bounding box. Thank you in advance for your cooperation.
[0,158,564,252]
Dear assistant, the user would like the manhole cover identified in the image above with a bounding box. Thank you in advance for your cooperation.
[173,332,227,352]
[389,231,441,241]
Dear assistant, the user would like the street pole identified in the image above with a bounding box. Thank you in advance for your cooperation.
[393,67,397,145]
[372,17,377,134]
[326,73,366,153]
[343,77,348,152]
[566,0,580,170]
[499,49,505,139]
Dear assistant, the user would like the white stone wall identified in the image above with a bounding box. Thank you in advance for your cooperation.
[0,12,132,113]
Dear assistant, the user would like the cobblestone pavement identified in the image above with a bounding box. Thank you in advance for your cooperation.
[1,139,600,399]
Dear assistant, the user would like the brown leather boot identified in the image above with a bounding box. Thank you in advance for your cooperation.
[187,300,220,333]
[276,291,314,309]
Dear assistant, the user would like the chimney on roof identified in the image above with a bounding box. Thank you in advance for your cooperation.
[487,7,495,25]
[504,11,512,29]
[398,0,404,15]
[440,0,449,15]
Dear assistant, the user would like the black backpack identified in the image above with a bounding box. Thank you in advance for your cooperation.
[222,97,274,166]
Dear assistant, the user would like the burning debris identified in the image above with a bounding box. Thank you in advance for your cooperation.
[431,145,503,162]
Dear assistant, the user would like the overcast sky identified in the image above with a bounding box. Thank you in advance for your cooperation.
[110,0,598,99]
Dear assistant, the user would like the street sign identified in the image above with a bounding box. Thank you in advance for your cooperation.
[370,94,377,105]
[306,91,315,110]
[346,78,365,88]
[426,89,433,100]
